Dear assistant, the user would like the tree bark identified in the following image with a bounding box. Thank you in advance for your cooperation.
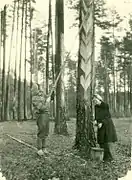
[13,0,20,120]
[46,0,51,95]
[51,6,56,119]
[29,0,33,119]
[104,54,109,103]
[24,0,28,120]
[33,29,38,84]
[0,10,3,121]
[54,0,68,135]
[1,6,7,121]
[74,0,96,152]
[18,0,24,120]
[130,70,132,114]
[112,20,117,114]
[5,0,16,121]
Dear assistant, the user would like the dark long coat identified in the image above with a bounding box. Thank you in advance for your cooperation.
[95,101,117,144]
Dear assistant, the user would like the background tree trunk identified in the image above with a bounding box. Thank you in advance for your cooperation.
[1,6,7,121]
[29,0,33,119]
[46,0,51,95]
[18,0,24,120]
[24,0,28,120]
[54,0,68,135]
[13,0,20,120]
[50,0,56,119]
[0,10,3,121]
[5,0,16,121]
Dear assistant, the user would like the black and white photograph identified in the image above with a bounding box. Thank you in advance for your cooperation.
[0,0,131,179]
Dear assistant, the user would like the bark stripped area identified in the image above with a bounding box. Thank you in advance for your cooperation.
[75,0,96,152]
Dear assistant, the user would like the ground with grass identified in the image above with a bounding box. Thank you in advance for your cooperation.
[0,118,131,180]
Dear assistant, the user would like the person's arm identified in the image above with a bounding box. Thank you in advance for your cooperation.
[94,105,97,120]
[93,106,98,126]
[96,103,110,128]
[104,104,111,118]
[101,103,111,124]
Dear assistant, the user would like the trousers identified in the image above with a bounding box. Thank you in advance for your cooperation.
[36,113,49,150]
[37,137,46,150]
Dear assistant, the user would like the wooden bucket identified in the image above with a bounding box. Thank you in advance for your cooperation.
[90,147,104,161]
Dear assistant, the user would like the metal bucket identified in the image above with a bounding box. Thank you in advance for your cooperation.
[90,147,104,161]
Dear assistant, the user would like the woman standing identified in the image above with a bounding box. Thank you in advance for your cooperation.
[93,94,117,162]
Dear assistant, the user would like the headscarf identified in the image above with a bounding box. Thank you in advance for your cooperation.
[93,94,103,102]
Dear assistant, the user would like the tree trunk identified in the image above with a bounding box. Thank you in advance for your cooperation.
[0,11,2,121]
[51,2,56,119]
[1,6,6,121]
[29,0,33,119]
[116,80,120,115]
[13,0,20,120]
[54,0,68,135]
[112,18,117,114]
[5,0,16,121]
[46,0,51,95]
[18,0,24,120]
[127,60,131,114]
[130,72,132,114]
[33,29,38,84]
[104,54,109,103]
[0,11,1,72]
[74,0,96,152]
[123,64,126,116]
[51,54,56,119]
[24,0,28,120]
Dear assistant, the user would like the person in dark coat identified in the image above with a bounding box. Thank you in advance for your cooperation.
[93,94,117,162]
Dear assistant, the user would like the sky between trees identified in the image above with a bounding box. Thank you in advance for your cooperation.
[0,0,132,82]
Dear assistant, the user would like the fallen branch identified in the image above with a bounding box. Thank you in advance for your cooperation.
[6,134,37,151]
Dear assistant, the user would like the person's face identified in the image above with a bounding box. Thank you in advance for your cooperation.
[93,97,101,105]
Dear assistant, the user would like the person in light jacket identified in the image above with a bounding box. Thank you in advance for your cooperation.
[33,90,51,156]
[93,94,117,162]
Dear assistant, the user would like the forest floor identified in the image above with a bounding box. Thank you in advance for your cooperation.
[0,117,131,180]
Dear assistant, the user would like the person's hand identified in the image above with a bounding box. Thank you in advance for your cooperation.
[46,96,50,103]
[93,120,97,126]
[98,123,103,129]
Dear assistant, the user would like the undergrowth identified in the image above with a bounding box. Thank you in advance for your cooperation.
[0,118,131,180]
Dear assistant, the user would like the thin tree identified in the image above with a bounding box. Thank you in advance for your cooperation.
[51,3,56,119]
[54,0,68,135]
[24,0,28,120]
[5,1,16,120]
[1,6,7,121]
[46,0,52,95]
[33,29,38,84]
[29,0,33,119]
[18,0,25,120]
[13,0,20,120]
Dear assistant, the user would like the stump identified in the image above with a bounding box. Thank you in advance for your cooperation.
[90,147,104,161]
